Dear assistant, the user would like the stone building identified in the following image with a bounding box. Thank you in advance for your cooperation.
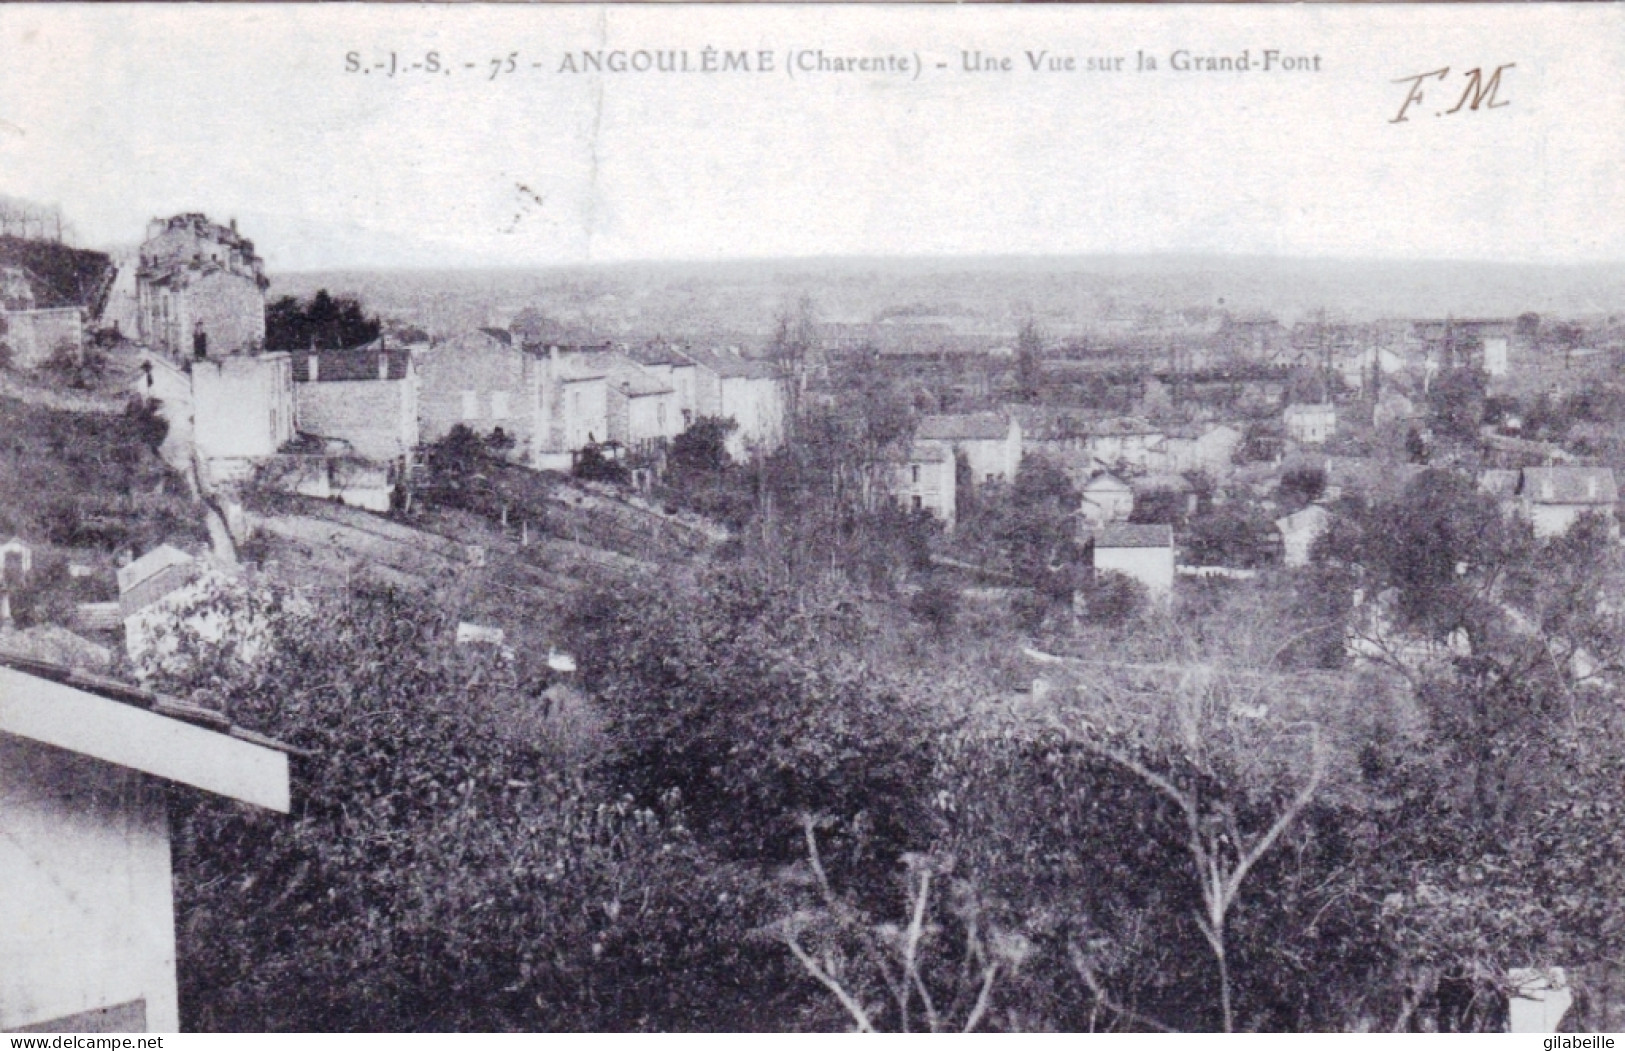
[135,214,268,360]
[417,328,534,453]
[292,344,418,463]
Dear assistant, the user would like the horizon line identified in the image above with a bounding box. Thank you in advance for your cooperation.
[262,249,1625,277]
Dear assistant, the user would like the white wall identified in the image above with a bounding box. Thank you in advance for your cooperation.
[0,734,178,1032]
[1096,546,1175,601]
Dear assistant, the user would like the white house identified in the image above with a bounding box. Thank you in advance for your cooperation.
[192,352,297,468]
[1518,466,1618,539]
[0,658,290,1033]
[1275,504,1331,568]
[676,346,787,459]
[917,412,1023,485]
[1283,403,1336,445]
[1,535,34,582]
[894,442,957,529]
[1079,472,1134,527]
[1091,523,1176,603]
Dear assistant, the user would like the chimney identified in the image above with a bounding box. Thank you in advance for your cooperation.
[379,353,389,381]
[307,353,318,382]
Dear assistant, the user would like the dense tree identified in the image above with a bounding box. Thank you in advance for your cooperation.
[1426,367,1488,442]
[265,289,381,351]
[1015,318,1044,402]
[567,565,939,879]
[160,583,787,1032]
[669,416,737,474]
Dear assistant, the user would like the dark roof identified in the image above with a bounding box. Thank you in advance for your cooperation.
[677,346,778,381]
[0,650,303,756]
[1095,523,1174,549]
[627,343,694,369]
[1521,466,1618,505]
[917,413,1013,442]
[906,441,953,464]
[478,327,513,347]
[292,346,412,382]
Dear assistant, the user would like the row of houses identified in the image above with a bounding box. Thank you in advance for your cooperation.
[417,331,786,469]
[137,329,788,491]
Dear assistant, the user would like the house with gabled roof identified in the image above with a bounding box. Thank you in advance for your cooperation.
[116,544,200,621]
[1275,504,1331,568]
[0,655,293,1032]
[1079,472,1133,527]
[917,412,1022,486]
[1518,466,1618,538]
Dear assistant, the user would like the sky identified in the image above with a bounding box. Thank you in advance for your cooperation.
[1,4,1622,272]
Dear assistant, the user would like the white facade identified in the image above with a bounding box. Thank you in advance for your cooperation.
[894,443,956,529]
[192,353,296,462]
[917,413,1023,485]
[1275,504,1331,568]
[1284,403,1336,445]
[1092,524,1176,602]
[0,664,289,1033]
[1080,473,1134,526]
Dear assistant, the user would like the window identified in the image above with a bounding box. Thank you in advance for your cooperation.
[986,473,996,484]
[491,391,511,418]
[461,391,479,420]
[912,495,923,511]
[911,464,921,484]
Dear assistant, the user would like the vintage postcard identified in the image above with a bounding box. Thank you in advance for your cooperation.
[2,2,1624,1036]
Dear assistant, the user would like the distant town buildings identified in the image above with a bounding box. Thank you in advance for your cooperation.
[135,214,268,360]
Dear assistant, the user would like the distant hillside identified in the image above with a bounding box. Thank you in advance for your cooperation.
[0,236,115,315]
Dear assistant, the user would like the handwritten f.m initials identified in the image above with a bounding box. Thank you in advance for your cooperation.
[1390,68,1450,123]
[1446,64,1514,114]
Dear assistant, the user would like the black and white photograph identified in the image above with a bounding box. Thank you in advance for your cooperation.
[2,2,1624,1035]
